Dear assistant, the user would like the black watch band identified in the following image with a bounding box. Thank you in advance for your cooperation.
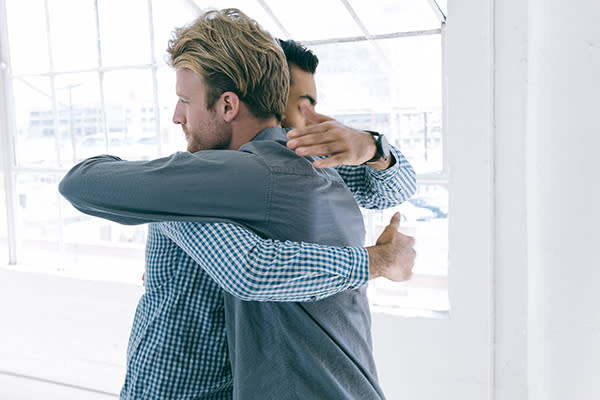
[364,131,391,163]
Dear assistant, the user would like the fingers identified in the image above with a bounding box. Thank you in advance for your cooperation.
[287,132,337,150]
[293,143,340,158]
[299,103,334,125]
[312,155,345,169]
[287,132,352,163]
[287,117,346,140]
[287,121,374,167]
[287,124,331,140]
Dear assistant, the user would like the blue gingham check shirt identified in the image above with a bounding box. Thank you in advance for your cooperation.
[59,142,415,399]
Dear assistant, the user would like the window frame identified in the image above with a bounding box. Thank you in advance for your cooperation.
[302,22,448,315]
[0,0,164,267]
[1,0,449,313]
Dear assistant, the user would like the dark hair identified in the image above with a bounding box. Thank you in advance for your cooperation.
[277,39,319,77]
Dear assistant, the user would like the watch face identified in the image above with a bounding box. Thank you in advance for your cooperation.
[379,134,391,160]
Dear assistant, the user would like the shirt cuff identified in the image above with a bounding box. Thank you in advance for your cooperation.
[365,145,403,180]
[346,247,369,289]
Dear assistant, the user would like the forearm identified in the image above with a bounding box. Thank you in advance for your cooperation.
[159,222,368,302]
[336,145,417,209]
[58,152,269,225]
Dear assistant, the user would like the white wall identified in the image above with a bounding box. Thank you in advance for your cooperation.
[493,0,529,398]
[373,0,495,398]
[526,0,600,399]
[375,1,600,399]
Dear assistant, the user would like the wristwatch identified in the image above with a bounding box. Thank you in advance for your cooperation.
[364,131,390,163]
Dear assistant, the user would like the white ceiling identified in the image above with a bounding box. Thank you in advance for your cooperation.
[189,0,446,43]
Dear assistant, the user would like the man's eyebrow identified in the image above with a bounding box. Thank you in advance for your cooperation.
[299,94,316,106]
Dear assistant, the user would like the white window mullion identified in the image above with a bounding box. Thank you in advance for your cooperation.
[42,0,69,260]
[0,0,17,264]
[147,0,162,155]
[12,65,158,79]
[42,0,62,168]
[441,22,449,176]
[93,0,109,155]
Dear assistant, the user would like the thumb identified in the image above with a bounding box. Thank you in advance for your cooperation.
[299,103,333,125]
[376,212,402,244]
[388,212,401,230]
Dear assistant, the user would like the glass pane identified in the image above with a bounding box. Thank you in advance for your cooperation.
[156,66,185,155]
[12,76,59,168]
[348,0,441,34]
[6,0,50,74]
[191,0,289,40]
[152,0,201,67]
[102,69,158,159]
[15,173,61,247]
[60,185,146,282]
[332,108,443,174]
[366,184,448,275]
[13,172,145,280]
[54,73,104,163]
[395,110,443,174]
[365,184,449,313]
[62,200,146,248]
[0,171,7,263]
[13,74,106,168]
[367,276,449,315]
[268,0,363,41]
[48,0,98,71]
[408,184,448,276]
[56,241,145,283]
[313,35,442,173]
[313,35,442,109]
[436,0,448,17]
[98,0,151,66]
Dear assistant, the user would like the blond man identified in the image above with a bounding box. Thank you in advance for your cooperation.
[60,9,415,399]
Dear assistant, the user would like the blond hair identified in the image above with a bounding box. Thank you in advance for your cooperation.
[167,8,289,121]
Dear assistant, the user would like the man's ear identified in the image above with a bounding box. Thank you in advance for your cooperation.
[220,91,240,122]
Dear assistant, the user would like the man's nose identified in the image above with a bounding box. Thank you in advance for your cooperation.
[172,103,184,124]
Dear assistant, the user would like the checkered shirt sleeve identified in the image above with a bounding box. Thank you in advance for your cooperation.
[335,145,416,209]
[158,221,369,302]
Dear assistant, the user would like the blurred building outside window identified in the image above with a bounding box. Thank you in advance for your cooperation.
[0,0,448,315]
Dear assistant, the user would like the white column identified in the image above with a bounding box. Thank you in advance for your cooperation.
[493,0,529,398]
[527,1,600,399]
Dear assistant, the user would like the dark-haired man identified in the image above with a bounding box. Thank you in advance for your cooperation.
[279,38,320,130]
[278,38,403,175]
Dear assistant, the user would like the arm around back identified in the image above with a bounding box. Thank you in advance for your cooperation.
[58,151,271,225]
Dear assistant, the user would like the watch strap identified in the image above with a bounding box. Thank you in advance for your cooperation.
[364,130,390,163]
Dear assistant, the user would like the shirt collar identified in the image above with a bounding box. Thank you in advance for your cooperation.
[251,126,292,143]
